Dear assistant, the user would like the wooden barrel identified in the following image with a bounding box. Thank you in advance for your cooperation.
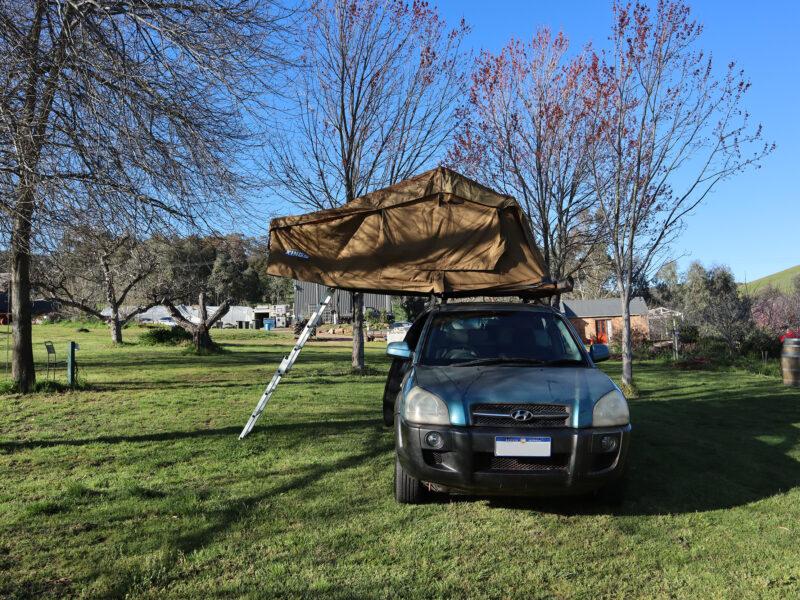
[781,338,800,386]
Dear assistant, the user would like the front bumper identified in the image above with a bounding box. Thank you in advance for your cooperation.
[396,420,631,496]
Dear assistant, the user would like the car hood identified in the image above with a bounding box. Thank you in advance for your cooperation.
[410,364,618,428]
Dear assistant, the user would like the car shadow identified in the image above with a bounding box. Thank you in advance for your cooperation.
[465,376,800,516]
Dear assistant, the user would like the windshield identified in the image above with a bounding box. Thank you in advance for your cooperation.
[418,310,585,367]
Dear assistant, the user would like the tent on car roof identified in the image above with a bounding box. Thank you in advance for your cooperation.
[266,167,566,299]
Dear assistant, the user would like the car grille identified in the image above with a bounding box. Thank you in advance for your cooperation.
[470,403,570,427]
[474,452,569,472]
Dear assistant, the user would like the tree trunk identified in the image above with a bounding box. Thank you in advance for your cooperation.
[11,196,35,393]
[109,312,123,344]
[620,293,633,386]
[194,324,213,350]
[352,291,364,370]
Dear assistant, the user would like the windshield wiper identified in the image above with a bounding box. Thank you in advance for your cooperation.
[452,357,585,367]
[453,357,548,367]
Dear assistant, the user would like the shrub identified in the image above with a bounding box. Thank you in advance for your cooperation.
[679,324,699,344]
[138,326,192,346]
[741,328,782,358]
[696,336,732,357]
[610,327,651,350]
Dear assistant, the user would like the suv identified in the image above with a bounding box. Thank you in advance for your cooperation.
[383,303,630,504]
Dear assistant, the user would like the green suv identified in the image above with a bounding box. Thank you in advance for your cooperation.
[383,303,630,504]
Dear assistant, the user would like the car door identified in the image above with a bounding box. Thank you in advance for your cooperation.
[382,312,429,426]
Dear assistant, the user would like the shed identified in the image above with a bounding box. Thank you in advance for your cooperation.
[293,280,392,323]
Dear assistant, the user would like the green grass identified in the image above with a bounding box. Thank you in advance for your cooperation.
[740,263,800,295]
[1,326,799,598]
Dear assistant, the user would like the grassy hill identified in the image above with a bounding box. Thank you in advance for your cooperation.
[740,264,800,295]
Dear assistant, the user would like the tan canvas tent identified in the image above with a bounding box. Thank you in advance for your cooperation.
[266,167,566,298]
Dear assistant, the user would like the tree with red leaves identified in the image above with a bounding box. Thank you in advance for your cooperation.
[587,0,773,386]
[448,29,605,302]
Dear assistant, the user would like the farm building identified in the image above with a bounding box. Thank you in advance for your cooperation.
[560,297,650,344]
[253,304,291,329]
[105,304,291,329]
[293,280,392,323]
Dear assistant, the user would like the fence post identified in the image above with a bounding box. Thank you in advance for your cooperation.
[68,341,77,387]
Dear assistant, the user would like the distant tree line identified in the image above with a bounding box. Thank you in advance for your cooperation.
[31,231,293,344]
[650,262,800,356]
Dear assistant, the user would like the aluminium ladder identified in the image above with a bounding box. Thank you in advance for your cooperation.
[239,288,335,439]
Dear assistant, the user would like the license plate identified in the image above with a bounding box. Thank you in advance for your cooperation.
[495,436,551,457]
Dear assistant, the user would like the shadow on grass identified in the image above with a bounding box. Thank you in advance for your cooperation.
[89,421,393,599]
[79,348,390,372]
[0,418,379,452]
[478,374,800,516]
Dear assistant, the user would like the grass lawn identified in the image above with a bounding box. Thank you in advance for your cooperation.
[1,325,799,599]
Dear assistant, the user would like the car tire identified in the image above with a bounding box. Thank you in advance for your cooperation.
[382,399,394,427]
[394,452,427,504]
[596,467,628,507]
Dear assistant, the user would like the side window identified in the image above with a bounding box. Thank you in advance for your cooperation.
[404,312,429,351]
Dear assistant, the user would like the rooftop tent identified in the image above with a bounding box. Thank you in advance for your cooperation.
[266,167,564,298]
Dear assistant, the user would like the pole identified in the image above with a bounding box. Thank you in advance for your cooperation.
[68,341,76,387]
[672,319,679,361]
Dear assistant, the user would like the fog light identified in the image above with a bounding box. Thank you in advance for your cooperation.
[425,431,444,448]
[600,435,617,451]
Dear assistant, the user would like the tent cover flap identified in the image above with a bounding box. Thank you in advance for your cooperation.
[267,167,558,297]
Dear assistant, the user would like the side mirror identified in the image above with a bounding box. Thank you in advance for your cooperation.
[387,341,412,359]
[590,343,610,363]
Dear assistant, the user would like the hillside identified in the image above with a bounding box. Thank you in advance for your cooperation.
[740,264,800,295]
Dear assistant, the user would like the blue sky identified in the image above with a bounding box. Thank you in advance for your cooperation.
[435,0,799,283]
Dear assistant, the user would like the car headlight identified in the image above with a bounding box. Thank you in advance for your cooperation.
[592,389,630,426]
[404,387,450,426]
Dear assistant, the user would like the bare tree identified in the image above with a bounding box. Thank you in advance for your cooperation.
[32,227,160,343]
[447,29,605,304]
[571,247,616,301]
[266,0,469,369]
[0,1,290,391]
[163,293,231,351]
[587,1,773,385]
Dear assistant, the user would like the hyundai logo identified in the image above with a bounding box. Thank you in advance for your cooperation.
[510,409,534,422]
